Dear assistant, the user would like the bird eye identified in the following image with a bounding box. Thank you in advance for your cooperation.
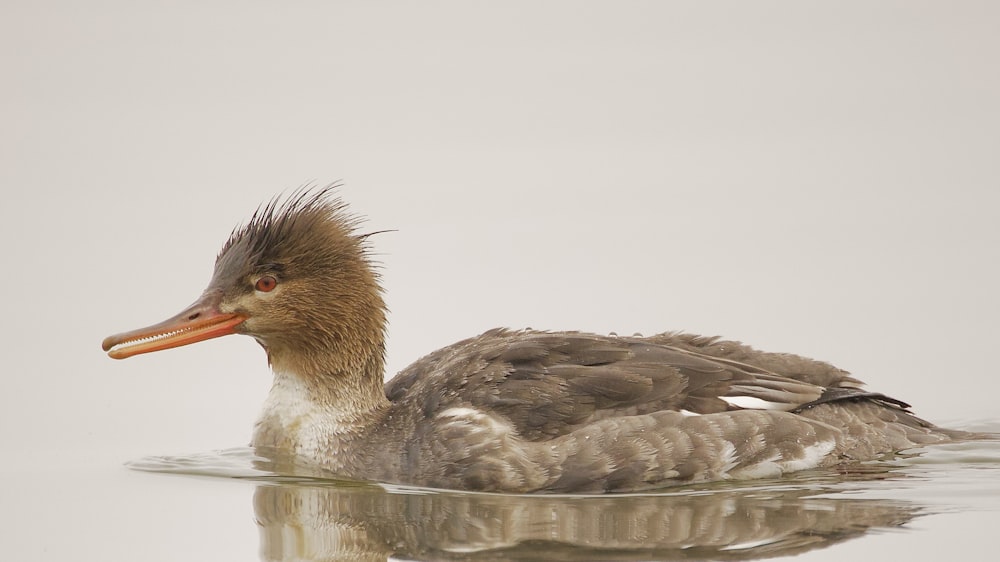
[254,276,277,293]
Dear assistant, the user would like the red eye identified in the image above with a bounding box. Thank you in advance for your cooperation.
[255,276,277,292]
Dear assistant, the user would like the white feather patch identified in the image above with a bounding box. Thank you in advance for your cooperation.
[255,370,349,455]
[729,439,835,480]
[721,395,796,411]
[438,407,482,420]
[778,439,836,473]
[718,441,739,474]
[729,453,783,480]
[437,407,512,437]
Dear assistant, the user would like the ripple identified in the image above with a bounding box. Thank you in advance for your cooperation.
[125,419,1000,500]
[123,426,1000,560]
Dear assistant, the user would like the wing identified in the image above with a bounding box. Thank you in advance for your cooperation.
[385,328,899,442]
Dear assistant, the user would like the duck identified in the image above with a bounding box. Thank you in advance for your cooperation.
[102,186,974,493]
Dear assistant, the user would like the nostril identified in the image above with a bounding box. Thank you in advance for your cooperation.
[188,312,200,321]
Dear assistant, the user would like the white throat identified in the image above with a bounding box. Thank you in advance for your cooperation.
[252,370,358,456]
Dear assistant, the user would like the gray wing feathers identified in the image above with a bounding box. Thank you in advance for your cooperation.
[388,328,887,442]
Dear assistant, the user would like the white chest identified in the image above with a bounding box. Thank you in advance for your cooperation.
[252,371,350,457]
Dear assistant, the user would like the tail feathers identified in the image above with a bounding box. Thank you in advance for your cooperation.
[795,399,985,460]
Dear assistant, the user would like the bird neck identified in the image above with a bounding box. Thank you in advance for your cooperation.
[252,328,391,453]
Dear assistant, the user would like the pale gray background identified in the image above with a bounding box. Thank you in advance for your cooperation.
[2,1,997,560]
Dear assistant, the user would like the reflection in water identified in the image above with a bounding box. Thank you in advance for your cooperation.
[253,481,920,561]
[131,448,934,561]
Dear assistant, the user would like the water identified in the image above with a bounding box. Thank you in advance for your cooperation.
[115,421,1000,561]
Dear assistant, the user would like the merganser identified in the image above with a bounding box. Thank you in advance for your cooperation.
[102,187,973,493]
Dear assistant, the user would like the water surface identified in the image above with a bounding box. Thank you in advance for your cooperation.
[125,420,1000,561]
